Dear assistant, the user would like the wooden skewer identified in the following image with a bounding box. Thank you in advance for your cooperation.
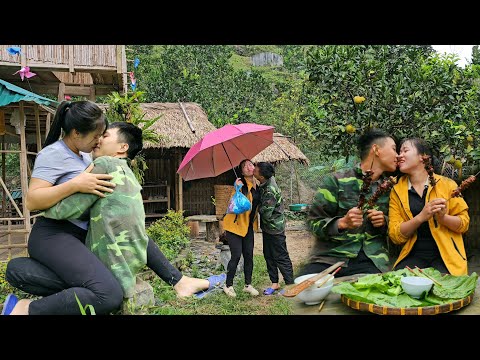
[405,266,417,276]
[316,267,342,288]
[406,265,442,287]
[317,300,326,312]
[282,261,344,298]
[315,268,342,312]
[414,266,443,287]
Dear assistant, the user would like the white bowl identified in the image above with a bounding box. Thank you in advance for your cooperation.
[401,276,433,299]
[294,273,334,305]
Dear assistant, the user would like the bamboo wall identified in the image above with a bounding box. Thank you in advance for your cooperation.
[1,45,118,68]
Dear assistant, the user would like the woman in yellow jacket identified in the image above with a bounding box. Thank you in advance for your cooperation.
[222,159,260,297]
[389,138,470,276]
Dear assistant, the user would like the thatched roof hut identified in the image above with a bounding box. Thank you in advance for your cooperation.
[252,133,309,166]
[140,102,216,149]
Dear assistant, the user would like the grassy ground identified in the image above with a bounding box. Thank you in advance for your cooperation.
[0,255,294,315]
[146,255,293,315]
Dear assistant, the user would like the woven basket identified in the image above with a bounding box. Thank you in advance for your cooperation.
[214,185,234,220]
[341,293,473,315]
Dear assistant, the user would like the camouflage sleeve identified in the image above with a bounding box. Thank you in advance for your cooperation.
[259,188,277,222]
[307,174,341,240]
[42,159,109,220]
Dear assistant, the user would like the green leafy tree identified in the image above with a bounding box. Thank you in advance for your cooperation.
[303,45,480,176]
[105,91,163,184]
[129,45,273,127]
[472,46,480,65]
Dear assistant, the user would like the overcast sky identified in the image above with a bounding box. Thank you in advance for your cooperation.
[431,45,475,67]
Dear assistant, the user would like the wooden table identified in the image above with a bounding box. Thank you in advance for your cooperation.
[292,275,480,315]
[186,215,220,242]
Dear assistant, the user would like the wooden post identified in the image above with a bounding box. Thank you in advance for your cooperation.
[20,45,27,67]
[176,152,183,211]
[46,112,51,137]
[1,137,5,218]
[68,45,74,73]
[89,86,96,101]
[167,185,171,209]
[0,110,5,135]
[290,161,293,204]
[18,102,31,232]
[58,83,65,102]
[116,45,123,74]
[117,45,128,94]
[122,46,128,93]
[34,104,42,153]
[294,161,301,203]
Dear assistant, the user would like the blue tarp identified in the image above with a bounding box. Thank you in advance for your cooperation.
[0,79,58,107]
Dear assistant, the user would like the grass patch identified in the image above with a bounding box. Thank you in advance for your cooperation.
[147,255,293,315]
[229,53,252,71]
[0,254,295,315]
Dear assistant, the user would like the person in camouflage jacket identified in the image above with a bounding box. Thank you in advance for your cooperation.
[298,129,399,277]
[254,162,294,294]
[42,122,147,298]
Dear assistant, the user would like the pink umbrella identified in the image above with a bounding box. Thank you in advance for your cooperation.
[177,123,274,181]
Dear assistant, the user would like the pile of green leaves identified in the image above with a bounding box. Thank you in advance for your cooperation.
[332,268,478,308]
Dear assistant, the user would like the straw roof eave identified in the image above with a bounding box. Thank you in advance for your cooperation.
[98,102,216,149]
[98,102,309,165]
[252,134,309,166]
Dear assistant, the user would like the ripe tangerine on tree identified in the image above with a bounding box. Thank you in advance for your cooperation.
[346,124,356,134]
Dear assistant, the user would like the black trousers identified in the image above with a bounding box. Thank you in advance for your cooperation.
[297,248,380,278]
[395,250,449,274]
[6,217,183,315]
[225,225,254,287]
[263,232,294,285]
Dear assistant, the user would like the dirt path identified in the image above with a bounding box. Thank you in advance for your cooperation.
[253,220,315,270]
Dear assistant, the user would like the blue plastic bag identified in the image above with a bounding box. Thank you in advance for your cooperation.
[226,181,251,215]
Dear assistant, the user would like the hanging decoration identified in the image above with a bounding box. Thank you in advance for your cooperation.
[134,57,140,69]
[129,71,137,91]
[6,46,22,56]
[13,66,36,81]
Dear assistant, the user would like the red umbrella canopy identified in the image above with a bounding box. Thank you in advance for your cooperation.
[177,123,274,181]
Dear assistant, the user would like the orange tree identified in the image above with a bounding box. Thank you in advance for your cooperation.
[129,45,273,128]
[303,45,480,173]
